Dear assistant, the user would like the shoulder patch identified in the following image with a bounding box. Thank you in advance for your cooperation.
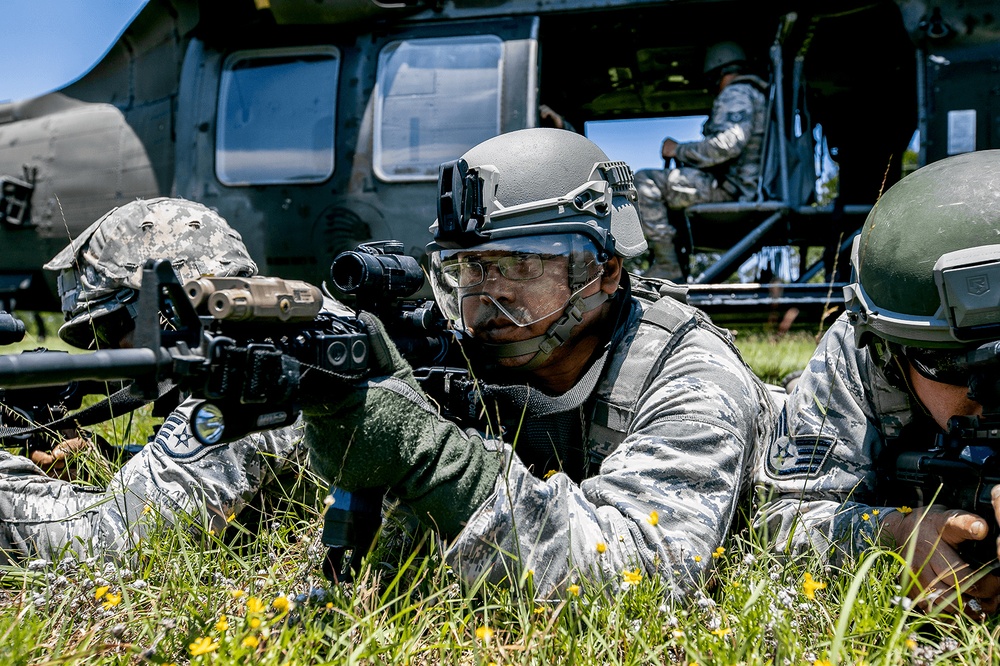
[766,434,835,479]
[726,110,749,124]
[152,411,228,461]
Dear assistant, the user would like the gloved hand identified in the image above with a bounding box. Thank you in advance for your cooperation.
[301,311,504,537]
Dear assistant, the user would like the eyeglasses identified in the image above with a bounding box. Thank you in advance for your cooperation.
[439,253,548,288]
[902,346,973,387]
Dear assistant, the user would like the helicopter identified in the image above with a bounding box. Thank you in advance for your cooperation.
[0,0,997,327]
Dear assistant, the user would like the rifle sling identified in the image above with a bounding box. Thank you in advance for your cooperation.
[0,380,176,440]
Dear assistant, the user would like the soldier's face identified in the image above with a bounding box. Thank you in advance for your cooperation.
[459,253,575,346]
[907,362,982,430]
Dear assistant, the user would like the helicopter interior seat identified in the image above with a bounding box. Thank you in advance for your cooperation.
[683,46,819,284]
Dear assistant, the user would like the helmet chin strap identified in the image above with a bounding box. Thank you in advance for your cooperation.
[478,289,610,371]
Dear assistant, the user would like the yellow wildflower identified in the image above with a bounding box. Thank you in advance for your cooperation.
[694,555,702,563]
[622,568,642,585]
[596,541,607,554]
[898,506,913,514]
[272,596,290,613]
[544,469,558,479]
[326,602,333,610]
[215,615,229,632]
[94,586,110,600]
[814,660,833,666]
[533,605,545,615]
[142,504,153,515]
[712,546,725,559]
[247,596,266,614]
[476,625,493,642]
[802,572,827,600]
[672,629,684,639]
[102,592,122,610]
[567,584,581,596]
[230,589,244,599]
[249,617,262,629]
[872,509,880,516]
[711,627,731,637]
[906,638,917,649]
[862,513,870,521]
[227,512,236,522]
[242,635,260,649]
[189,637,219,656]
[648,510,659,526]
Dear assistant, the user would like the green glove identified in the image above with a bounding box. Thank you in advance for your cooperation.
[302,312,504,537]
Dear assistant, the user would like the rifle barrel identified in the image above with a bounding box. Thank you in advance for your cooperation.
[0,349,166,388]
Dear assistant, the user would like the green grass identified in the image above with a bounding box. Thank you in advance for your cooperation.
[3,313,999,664]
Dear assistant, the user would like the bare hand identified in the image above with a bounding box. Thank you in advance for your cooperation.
[661,138,679,161]
[539,104,565,130]
[29,437,90,480]
[882,504,999,618]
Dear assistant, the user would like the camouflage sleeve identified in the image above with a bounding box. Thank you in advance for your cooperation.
[0,399,305,563]
[754,314,909,564]
[446,325,766,599]
[103,399,307,553]
[675,83,758,169]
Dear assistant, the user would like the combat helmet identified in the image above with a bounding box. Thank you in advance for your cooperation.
[44,197,257,348]
[703,41,746,77]
[426,127,645,369]
[844,149,1000,353]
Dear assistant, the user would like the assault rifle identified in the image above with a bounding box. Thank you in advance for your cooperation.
[878,341,1000,570]
[0,241,478,582]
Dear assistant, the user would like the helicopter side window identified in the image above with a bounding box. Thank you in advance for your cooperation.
[216,46,340,186]
[375,35,502,182]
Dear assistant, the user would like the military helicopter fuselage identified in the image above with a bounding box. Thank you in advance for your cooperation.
[1,0,997,316]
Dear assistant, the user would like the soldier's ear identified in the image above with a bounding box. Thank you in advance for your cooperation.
[600,257,623,294]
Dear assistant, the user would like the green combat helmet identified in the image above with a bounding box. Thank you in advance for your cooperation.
[844,149,1000,350]
[44,197,258,349]
[703,40,746,76]
[427,128,646,369]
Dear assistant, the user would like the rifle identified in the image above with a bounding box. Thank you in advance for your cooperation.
[0,241,478,581]
[877,341,1000,570]
[0,311,137,460]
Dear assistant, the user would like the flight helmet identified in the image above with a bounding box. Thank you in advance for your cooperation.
[427,128,646,369]
[45,197,257,348]
[844,149,1000,381]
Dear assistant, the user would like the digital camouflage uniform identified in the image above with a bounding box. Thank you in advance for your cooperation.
[0,197,316,564]
[635,74,769,280]
[753,312,914,565]
[0,400,304,563]
[445,285,775,597]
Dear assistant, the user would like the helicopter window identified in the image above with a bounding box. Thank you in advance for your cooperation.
[375,35,502,182]
[217,46,339,186]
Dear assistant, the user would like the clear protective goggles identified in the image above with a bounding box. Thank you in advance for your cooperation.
[428,234,605,331]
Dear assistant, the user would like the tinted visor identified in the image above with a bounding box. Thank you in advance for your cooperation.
[428,234,604,331]
[902,346,974,387]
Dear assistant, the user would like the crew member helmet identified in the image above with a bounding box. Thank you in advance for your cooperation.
[844,149,1000,351]
[703,40,746,77]
[426,128,645,368]
[44,197,257,348]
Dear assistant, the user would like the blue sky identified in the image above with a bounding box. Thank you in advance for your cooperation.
[0,0,149,103]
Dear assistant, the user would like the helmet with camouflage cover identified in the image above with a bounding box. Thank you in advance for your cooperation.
[426,128,645,369]
[844,149,1000,351]
[44,197,257,348]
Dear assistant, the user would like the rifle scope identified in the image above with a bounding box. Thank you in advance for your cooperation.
[0,311,26,345]
[330,241,424,299]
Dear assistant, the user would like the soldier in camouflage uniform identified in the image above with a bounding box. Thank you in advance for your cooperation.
[0,198,309,563]
[755,150,1000,617]
[633,41,768,281]
[302,128,775,598]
